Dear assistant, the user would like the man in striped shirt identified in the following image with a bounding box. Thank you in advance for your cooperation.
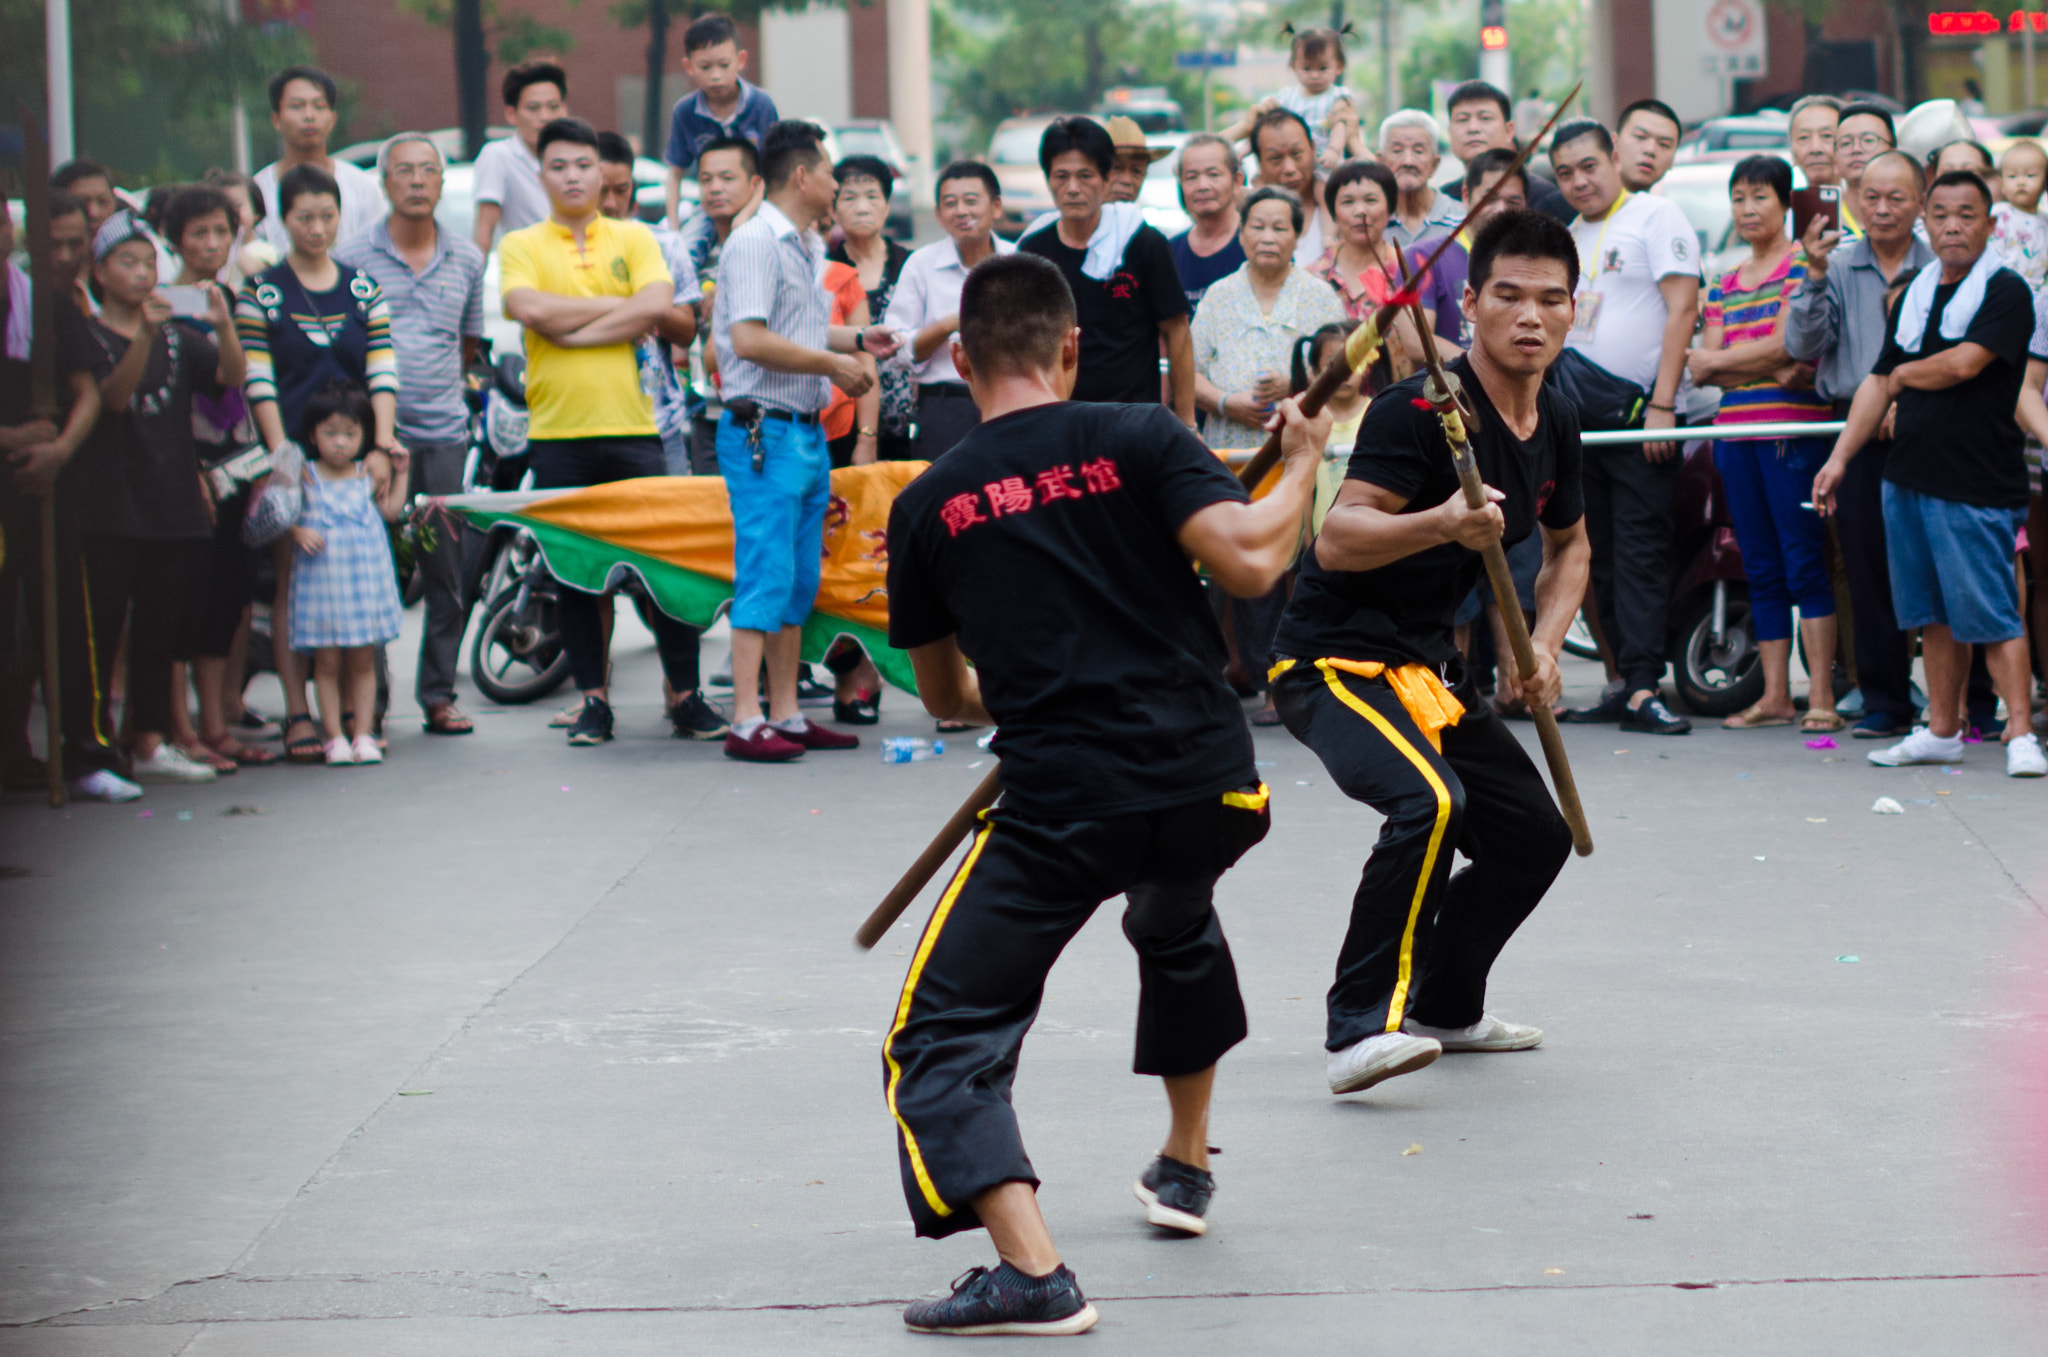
[710,120,898,762]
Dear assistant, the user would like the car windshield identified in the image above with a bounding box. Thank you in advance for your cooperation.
[990,128,1044,164]
[1715,129,1789,149]
[1657,178,1733,256]
[838,128,891,159]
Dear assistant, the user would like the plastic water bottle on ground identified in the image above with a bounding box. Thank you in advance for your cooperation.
[882,737,945,763]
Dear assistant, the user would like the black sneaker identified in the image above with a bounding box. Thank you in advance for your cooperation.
[1561,680,1627,724]
[668,690,731,740]
[902,1263,1098,1336]
[1619,694,1691,735]
[566,696,613,746]
[796,673,835,708]
[1134,1155,1214,1235]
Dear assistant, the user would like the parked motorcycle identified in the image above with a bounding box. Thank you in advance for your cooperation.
[1665,437,1764,716]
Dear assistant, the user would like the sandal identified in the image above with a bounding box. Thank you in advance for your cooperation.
[937,718,983,734]
[1250,703,1283,727]
[1723,704,1794,729]
[283,712,326,764]
[205,733,280,766]
[1800,708,1846,733]
[834,690,881,725]
[176,739,239,775]
[424,704,475,735]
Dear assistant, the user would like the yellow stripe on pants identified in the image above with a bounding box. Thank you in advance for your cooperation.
[879,815,995,1220]
[1315,660,1452,1032]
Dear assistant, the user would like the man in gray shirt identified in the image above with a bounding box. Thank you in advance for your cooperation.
[711,120,898,762]
[1784,149,1932,740]
[337,133,486,734]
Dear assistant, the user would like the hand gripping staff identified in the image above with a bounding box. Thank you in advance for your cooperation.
[855,86,1589,947]
[1390,249,1593,857]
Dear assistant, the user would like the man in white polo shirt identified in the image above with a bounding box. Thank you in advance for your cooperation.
[252,66,383,254]
[1550,117,1701,736]
[472,60,567,252]
[884,160,1014,459]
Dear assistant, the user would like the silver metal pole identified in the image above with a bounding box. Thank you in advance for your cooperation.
[45,0,74,164]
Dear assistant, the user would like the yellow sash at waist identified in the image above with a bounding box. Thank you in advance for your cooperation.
[1269,657,1466,752]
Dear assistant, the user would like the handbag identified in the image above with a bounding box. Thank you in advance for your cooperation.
[1545,348,1648,432]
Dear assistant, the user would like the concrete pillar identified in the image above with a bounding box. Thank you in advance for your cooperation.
[888,0,932,199]
[1585,0,1617,124]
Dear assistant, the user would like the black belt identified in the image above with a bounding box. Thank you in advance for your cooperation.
[759,407,821,426]
[918,382,972,399]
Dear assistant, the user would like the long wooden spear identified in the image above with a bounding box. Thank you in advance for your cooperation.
[854,86,1586,948]
[1391,252,1593,856]
[22,108,65,807]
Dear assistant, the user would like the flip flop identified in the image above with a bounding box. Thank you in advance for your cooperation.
[1800,709,1846,733]
[176,740,240,774]
[206,733,280,766]
[424,705,475,735]
[1723,704,1794,730]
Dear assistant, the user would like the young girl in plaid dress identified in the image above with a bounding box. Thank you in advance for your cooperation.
[285,384,407,765]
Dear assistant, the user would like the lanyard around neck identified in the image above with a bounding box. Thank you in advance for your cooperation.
[1585,189,1631,281]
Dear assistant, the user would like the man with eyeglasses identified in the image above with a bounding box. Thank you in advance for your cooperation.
[1833,103,1898,235]
[337,133,489,736]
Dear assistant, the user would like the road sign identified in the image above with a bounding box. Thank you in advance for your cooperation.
[1175,50,1238,70]
[1701,0,1767,78]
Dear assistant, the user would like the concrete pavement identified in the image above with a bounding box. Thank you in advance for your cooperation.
[2,609,2045,1353]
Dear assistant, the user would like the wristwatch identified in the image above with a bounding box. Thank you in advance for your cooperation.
[855,327,868,354]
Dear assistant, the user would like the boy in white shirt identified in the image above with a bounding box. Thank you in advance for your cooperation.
[472,60,568,253]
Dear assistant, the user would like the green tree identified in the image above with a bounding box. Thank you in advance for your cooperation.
[935,0,1210,152]
[1,0,312,185]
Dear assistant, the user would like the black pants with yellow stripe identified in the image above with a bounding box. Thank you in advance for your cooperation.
[882,787,1270,1240]
[1273,660,1571,1053]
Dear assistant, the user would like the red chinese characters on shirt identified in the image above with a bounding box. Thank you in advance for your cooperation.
[938,458,1125,536]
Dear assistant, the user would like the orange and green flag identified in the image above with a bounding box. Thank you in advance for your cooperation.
[446,462,926,694]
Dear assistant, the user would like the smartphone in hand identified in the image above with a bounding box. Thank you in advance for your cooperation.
[159,285,212,319]
[1791,185,1842,241]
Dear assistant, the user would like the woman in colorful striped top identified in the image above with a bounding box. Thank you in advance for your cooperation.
[1686,154,1840,733]
[234,163,403,761]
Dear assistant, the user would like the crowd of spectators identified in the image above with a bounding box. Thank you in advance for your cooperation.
[5,26,2048,797]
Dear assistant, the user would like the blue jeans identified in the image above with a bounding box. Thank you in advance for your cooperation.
[1713,436,1834,643]
[716,411,830,633]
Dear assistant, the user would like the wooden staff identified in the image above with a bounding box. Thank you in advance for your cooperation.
[854,87,1589,947]
[1391,254,1593,856]
[22,108,64,807]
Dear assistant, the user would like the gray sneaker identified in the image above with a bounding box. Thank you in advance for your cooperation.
[1403,1014,1544,1051]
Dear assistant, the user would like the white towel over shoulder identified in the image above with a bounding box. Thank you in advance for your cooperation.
[1892,248,1999,352]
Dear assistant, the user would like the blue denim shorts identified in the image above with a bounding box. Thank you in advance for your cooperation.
[716,411,830,633]
[1881,481,2026,644]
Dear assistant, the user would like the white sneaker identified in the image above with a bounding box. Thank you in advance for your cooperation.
[1867,725,1966,767]
[324,736,355,766]
[351,735,383,765]
[1327,1031,1441,1095]
[1403,1013,1545,1051]
[69,768,143,802]
[130,744,217,783]
[2007,732,2047,778]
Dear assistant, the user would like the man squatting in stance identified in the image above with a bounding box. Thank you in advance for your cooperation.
[1271,209,1592,1094]
[879,252,1331,1336]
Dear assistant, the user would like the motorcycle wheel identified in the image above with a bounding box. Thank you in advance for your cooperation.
[1562,613,1600,661]
[470,585,571,705]
[1671,587,1765,717]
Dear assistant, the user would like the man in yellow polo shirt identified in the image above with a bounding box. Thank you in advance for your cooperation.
[502,117,712,747]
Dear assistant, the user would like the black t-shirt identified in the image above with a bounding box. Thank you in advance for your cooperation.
[1019,220,1191,404]
[0,285,99,519]
[79,318,221,541]
[887,401,1255,819]
[1871,265,2033,509]
[1445,171,1575,224]
[1169,229,1247,312]
[1276,357,1585,668]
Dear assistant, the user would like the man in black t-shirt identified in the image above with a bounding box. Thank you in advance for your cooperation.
[1017,117,1195,423]
[1813,170,2044,777]
[1271,211,1591,1099]
[881,253,1328,1337]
